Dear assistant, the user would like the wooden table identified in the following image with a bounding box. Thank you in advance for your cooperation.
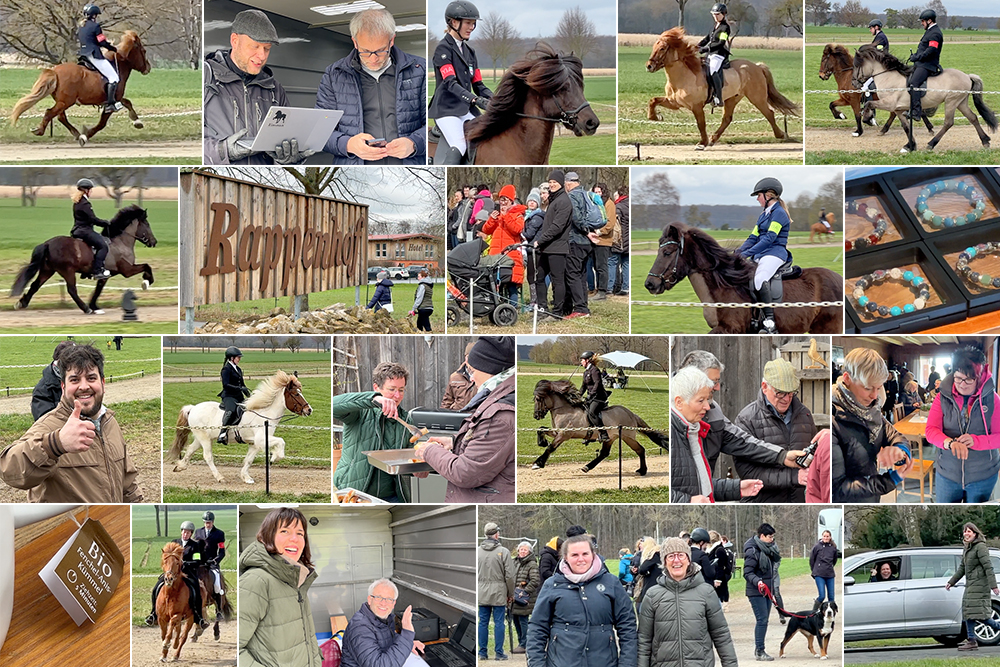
[2,505,130,667]
[893,410,935,502]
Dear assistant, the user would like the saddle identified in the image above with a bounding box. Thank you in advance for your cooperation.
[77,57,98,71]
[748,257,800,331]
[428,124,478,164]
[701,58,732,107]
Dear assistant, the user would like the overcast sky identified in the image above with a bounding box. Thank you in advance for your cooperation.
[428,0,617,39]
[929,2,998,15]
[633,166,843,206]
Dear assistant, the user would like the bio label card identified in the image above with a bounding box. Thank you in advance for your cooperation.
[39,518,124,625]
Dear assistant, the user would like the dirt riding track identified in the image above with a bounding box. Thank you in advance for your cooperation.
[620,141,804,163]
[0,304,177,329]
[0,140,200,162]
[807,124,990,153]
[517,454,669,493]
[164,460,331,496]
[131,623,236,667]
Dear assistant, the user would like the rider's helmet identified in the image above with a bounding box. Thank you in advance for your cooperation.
[202,511,215,522]
[580,351,595,361]
[225,346,242,360]
[919,9,936,21]
[750,177,783,198]
[445,0,480,23]
[710,3,728,15]
[691,527,711,544]
[180,521,196,532]
[83,4,101,17]
[76,178,95,190]
[868,19,883,28]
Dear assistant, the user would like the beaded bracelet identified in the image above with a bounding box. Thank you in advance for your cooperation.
[853,268,931,317]
[915,178,988,229]
[845,199,889,251]
[956,242,1000,290]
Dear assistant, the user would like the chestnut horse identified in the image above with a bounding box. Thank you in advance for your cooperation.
[429,43,600,164]
[10,30,151,146]
[809,213,836,243]
[643,222,842,334]
[645,27,799,149]
[157,542,200,662]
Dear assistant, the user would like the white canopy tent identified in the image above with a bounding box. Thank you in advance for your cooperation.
[596,351,666,393]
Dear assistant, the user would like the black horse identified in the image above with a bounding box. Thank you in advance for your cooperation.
[10,205,157,314]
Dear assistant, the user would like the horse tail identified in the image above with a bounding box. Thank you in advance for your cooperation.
[971,75,998,132]
[218,579,234,621]
[760,63,800,117]
[167,405,193,461]
[632,414,669,451]
[10,69,57,126]
[10,242,47,297]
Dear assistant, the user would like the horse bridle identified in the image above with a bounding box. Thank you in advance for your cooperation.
[517,98,592,131]
[283,383,311,416]
[647,234,685,283]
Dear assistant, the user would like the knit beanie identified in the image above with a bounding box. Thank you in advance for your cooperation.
[661,537,691,558]
[547,170,565,186]
[467,336,515,375]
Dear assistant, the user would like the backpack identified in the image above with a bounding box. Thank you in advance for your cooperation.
[579,191,607,232]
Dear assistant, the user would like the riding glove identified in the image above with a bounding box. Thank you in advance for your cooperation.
[242,387,252,398]
[223,128,254,163]
[270,139,317,165]
[474,96,491,111]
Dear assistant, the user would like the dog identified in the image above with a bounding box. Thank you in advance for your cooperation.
[778,600,838,659]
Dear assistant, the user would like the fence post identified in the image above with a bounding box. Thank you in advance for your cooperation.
[265,420,271,496]
[618,425,623,491]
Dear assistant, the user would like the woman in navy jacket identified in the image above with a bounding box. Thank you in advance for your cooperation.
[738,177,792,334]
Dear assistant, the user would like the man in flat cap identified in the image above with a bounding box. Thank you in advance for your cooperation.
[733,357,817,503]
[204,9,313,165]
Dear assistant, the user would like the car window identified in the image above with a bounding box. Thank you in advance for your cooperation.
[848,557,901,582]
[910,554,959,580]
[992,556,1000,575]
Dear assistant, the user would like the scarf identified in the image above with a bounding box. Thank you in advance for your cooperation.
[753,536,781,575]
[672,407,714,500]
[558,556,603,584]
[464,366,513,411]
[834,377,884,444]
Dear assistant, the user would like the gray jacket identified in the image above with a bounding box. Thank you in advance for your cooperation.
[931,373,1000,487]
[477,538,515,606]
[703,400,787,474]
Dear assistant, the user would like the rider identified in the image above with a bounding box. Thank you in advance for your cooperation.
[698,3,731,107]
[908,9,944,124]
[739,177,791,336]
[819,207,831,231]
[579,351,610,447]
[860,20,888,106]
[428,0,493,164]
[78,5,124,113]
[217,346,251,445]
[145,521,209,629]
[194,511,227,621]
[71,178,112,279]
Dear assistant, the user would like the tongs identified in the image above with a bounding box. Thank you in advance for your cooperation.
[392,415,429,443]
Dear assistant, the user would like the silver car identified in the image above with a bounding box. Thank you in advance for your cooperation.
[844,546,1000,646]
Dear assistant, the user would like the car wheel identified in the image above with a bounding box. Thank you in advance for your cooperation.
[932,635,962,647]
[974,603,1000,646]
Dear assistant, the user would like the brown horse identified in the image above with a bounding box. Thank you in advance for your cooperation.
[429,43,600,164]
[809,213,836,243]
[10,205,157,315]
[645,27,799,149]
[10,30,151,146]
[194,565,233,642]
[157,542,199,662]
[530,379,668,475]
[643,222,842,334]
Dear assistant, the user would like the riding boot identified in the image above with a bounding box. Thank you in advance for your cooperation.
[711,70,725,106]
[754,282,778,334]
[436,146,464,165]
[104,82,123,113]
[146,580,163,626]
[217,414,232,445]
[215,594,224,620]
[91,259,110,279]
[189,582,209,629]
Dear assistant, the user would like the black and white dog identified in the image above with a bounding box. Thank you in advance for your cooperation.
[778,600,838,659]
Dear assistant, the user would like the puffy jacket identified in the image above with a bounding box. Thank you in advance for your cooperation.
[523,209,545,244]
[637,567,738,667]
[810,540,838,579]
[341,601,415,667]
[441,368,476,410]
[566,187,599,247]
[703,400,787,475]
[483,205,525,283]
[239,541,321,667]
[421,375,515,502]
[925,372,1000,488]
[30,362,62,421]
[534,187,572,256]
[613,196,630,253]
[366,278,394,310]
[832,388,909,503]
[315,46,426,165]
[0,393,142,503]
[670,408,741,503]
[412,277,434,312]
[734,390,817,503]
[203,49,289,166]
[743,536,780,598]
[539,539,560,584]
[738,202,791,262]
[512,553,541,617]
[619,557,635,585]
[331,391,411,502]
[478,538,515,606]
[527,562,638,667]
[948,528,998,620]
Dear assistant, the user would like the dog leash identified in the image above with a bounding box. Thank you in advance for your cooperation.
[757,582,819,620]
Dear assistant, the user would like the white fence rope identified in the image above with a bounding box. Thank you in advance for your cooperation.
[5,109,201,122]
[632,300,844,308]
[31,282,178,292]
[2,370,151,393]
[517,425,666,434]
[163,424,335,432]
[806,88,1000,95]
[622,117,785,128]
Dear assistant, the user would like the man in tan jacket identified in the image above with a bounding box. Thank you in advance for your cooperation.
[0,344,143,503]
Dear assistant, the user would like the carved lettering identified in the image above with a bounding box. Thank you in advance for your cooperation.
[200,203,239,275]
[301,227,315,269]
[282,227,301,290]
[313,231,330,269]
[259,225,283,293]
[237,224,263,271]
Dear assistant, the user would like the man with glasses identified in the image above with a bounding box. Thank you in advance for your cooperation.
[342,578,425,667]
[734,358,817,503]
[316,8,426,165]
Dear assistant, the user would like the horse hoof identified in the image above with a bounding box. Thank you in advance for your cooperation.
[836,113,846,120]
[695,144,706,151]
[926,142,936,151]
[14,301,23,310]
[142,279,150,290]
[173,464,185,472]
[636,468,648,477]
[91,309,105,315]
[852,132,861,137]
[134,120,144,129]
[531,463,542,470]
[899,147,910,154]
[244,478,254,484]
[78,135,87,147]
[581,466,590,473]
[215,476,225,483]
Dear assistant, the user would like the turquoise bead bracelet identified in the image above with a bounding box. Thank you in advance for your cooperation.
[915,179,987,229]
[852,268,931,318]
[956,243,1000,290]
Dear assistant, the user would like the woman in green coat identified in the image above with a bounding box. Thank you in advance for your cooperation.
[239,507,322,667]
[510,541,540,654]
[946,522,1000,651]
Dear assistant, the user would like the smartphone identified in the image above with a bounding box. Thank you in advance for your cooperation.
[366,138,387,147]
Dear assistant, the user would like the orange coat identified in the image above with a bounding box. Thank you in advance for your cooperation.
[483,204,526,283]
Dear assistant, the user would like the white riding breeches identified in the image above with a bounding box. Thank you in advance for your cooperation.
[861,76,874,93]
[708,54,725,75]
[754,255,785,290]
[211,568,222,594]
[87,56,119,84]
[436,113,475,154]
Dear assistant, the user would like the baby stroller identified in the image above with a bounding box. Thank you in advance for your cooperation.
[446,239,519,327]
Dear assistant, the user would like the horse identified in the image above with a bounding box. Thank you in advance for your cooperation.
[852,44,997,153]
[168,370,313,484]
[10,205,157,315]
[193,564,233,642]
[157,542,199,662]
[428,43,599,165]
[645,27,799,150]
[809,213,837,243]
[530,379,668,475]
[10,31,152,146]
[643,222,843,334]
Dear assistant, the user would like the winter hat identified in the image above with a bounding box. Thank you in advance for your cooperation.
[498,185,517,201]
[661,536,691,558]
[232,9,280,44]
[526,188,541,206]
[565,171,580,182]
[547,170,565,186]
[467,336,515,376]
[376,270,388,281]
[763,357,800,393]
[484,522,500,536]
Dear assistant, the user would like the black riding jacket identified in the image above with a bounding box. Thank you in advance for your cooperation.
[72,197,110,232]
[581,364,609,402]
[194,526,227,566]
[698,20,731,58]
[171,537,207,576]
[428,34,493,118]
[871,29,889,52]
[78,19,115,59]
[218,361,250,400]
[911,23,943,70]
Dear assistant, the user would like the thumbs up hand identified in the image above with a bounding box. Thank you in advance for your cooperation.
[58,400,97,453]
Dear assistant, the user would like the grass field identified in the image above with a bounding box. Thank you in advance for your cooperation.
[806,26,1000,44]
[0,335,161,395]
[618,45,804,148]
[163,350,332,378]
[131,506,239,626]
[428,75,617,164]
[631,245,844,333]
[1,67,200,146]
[0,196,177,330]
[632,229,822,248]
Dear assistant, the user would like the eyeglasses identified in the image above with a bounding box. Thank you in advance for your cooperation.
[954,374,977,386]
[357,43,392,58]
[773,389,798,400]
[665,553,689,561]
[370,595,396,604]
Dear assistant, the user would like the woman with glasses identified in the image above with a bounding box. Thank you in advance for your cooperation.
[926,346,1000,503]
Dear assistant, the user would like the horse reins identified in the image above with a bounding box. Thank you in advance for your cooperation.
[514,55,591,131]
[647,235,685,282]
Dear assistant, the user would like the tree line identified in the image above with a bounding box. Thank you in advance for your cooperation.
[620,0,803,38]
[527,336,672,370]
[846,506,1000,551]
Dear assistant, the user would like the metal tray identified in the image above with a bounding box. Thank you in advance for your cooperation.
[363,448,435,475]
[334,487,388,504]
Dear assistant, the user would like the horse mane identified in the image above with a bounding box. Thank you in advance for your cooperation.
[656,27,702,76]
[162,541,183,566]
[119,30,140,53]
[672,222,757,285]
[245,370,300,410]
[534,379,586,408]
[855,44,912,76]
[104,204,147,237]
[466,43,583,145]
[822,43,852,69]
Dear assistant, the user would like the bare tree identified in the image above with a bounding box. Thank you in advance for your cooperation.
[475,11,521,77]
[157,0,201,69]
[285,338,302,354]
[92,167,149,208]
[19,167,45,207]
[766,0,804,35]
[555,7,598,63]
[673,0,692,29]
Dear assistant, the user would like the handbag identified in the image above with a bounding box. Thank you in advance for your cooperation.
[513,586,530,606]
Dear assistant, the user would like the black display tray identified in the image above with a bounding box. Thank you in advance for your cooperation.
[926,233,1000,319]
[882,167,1000,240]
[844,173,922,256]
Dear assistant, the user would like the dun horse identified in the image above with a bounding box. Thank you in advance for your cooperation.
[157,542,199,662]
[644,222,842,334]
[168,371,312,485]
[10,205,157,315]
[531,379,668,475]
[809,213,836,243]
[429,44,599,164]
[10,31,152,146]
[645,27,799,150]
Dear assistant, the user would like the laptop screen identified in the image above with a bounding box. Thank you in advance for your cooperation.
[453,615,475,653]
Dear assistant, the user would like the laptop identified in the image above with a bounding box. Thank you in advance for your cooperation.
[236,107,344,153]
[421,613,476,667]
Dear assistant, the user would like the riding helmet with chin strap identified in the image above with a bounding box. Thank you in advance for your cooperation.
[868,19,883,28]
[180,521,196,532]
[225,346,242,360]
[751,177,783,198]
[202,511,215,522]
[691,527,711,544]
[76,178,95,190]
[83,4,101,17]
[445,0,480,22]
[919,9,936,21]
[710,3,728,14]
[580,350,595,361]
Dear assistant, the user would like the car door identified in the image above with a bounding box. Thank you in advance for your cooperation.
[902,553,963,636]
[845,556,906,640]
